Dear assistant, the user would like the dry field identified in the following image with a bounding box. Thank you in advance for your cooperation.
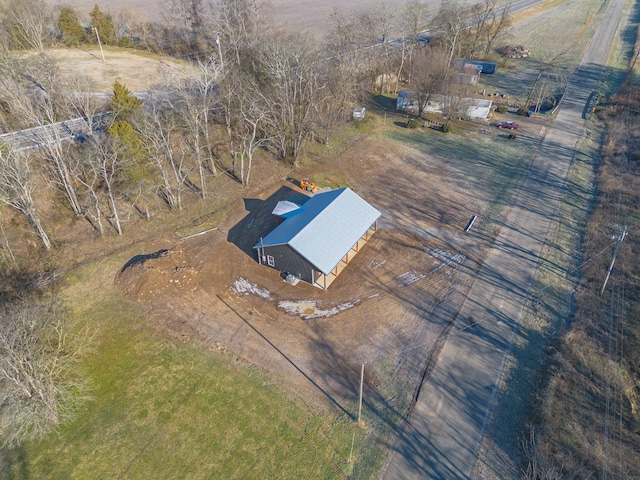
[47,0,447,31]
[37,47,196,92]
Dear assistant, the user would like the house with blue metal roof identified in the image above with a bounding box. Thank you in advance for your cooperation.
[254,188,381,289]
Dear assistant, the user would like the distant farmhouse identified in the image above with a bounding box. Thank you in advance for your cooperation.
[254,188,381,290]
[396,91,493,120]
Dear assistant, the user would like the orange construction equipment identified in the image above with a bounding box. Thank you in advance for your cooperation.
[300,178,318,193]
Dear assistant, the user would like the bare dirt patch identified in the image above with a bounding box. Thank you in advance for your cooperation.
[40,48,195,92]
[115,137,484,417]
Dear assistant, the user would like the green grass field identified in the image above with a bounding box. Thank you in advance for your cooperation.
[3,288,362,480]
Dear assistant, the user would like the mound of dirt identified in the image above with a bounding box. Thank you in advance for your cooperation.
[116,246,199,301]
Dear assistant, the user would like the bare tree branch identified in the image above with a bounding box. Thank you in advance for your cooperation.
[0,148,51,250]
[0,300,92,448]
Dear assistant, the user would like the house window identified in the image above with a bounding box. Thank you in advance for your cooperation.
[267,255,275,267]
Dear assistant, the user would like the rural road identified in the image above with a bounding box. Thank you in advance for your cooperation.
[0,114,109,152]
[381,0,628,479]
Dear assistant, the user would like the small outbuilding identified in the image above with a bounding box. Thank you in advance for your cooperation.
[254,188,381,289]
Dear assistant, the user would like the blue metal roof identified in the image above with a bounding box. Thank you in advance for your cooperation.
[254,188,381,275]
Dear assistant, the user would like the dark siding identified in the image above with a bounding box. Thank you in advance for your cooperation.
[464,59,497,74]
[260,245,315,284]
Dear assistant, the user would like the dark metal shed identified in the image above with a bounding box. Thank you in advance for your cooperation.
[254,188,381,289]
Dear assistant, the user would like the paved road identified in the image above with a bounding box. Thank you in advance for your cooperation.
[0,113,109,152]
[382,0,628,478]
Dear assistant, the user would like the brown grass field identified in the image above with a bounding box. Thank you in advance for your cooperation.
[46,0,447,31]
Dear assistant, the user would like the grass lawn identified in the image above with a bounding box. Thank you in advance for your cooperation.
[3,288,362,480]
[386,124,538,229]
[480,0,606,103]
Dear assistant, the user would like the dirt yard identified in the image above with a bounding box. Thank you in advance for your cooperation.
[114,137,490,417]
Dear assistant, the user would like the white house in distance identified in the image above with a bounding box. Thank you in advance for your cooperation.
[396,90,493,120]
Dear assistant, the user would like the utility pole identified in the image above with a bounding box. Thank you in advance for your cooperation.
[357,363,365,424]
[215,32,224,71]
[94,27,106,63]
[600,225,627,295]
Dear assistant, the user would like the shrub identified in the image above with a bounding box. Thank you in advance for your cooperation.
[442,121,453,133]
[508,133,517,140]
[495,105,508,113]
[517,107,530,116]
[406,118,418,129]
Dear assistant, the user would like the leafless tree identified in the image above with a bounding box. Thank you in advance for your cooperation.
[354,9,384,92]
[483,20,510,60]
[93,139,124,235]
[327,8,358,61]
[258,33,325,165]
[524,45,576,110]
[75,154,105,236]
[399,0,428,86]
[37,129,84,217]
[316,56,360,145]
[166,57,220,196]
[0,300,92,448]
[0,220,16,267]
[441,85,473,119]
[230,75,271,186]
[0,56,62,130]
[1,0,52,53]
[0,56,104,230]
[137,92,191,210]
[326,9,370,100]
[211,0,270,68]
[468,0,511,59]
[114,5,147,45]
[411,46,453,117]
[74,137,125,235]
[162,0,205,35]
[58,74,107,135]
[216,75,241,179]
[369,4,396,94]
[433,2,471,66]
[0,148,51,250]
